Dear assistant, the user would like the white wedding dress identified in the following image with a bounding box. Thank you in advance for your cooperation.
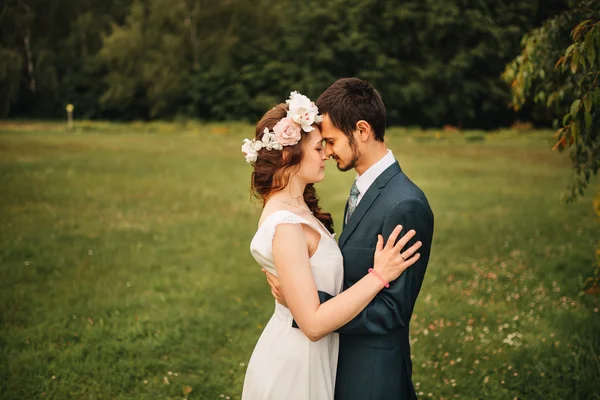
[242,210,344,400]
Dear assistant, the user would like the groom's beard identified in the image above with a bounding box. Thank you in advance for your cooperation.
[336,143,361,172]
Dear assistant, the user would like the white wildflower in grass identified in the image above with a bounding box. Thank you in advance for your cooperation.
[503,332,523,347]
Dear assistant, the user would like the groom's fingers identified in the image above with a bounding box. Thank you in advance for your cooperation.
[272,288,284,303]
[262,265,285,305]
[263,268,276,284]
[272,284,286,305]
[266,272,280,290]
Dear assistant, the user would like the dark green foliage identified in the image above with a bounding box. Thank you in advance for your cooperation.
[503,0,600,201]
[1,0,568,126]
[0,0,130,118]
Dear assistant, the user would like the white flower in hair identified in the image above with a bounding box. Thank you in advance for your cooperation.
[241,90,322,163]
[262,128,281,150]
[241,139,258,163]
[286,91,323,132]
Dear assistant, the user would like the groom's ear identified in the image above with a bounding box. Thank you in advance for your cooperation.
[356,120,373,142]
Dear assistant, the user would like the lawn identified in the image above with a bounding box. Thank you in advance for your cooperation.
[0,121,598,399]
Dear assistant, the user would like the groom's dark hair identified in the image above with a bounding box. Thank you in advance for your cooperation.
[316,78,386,142]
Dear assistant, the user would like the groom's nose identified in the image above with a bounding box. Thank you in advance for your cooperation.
[325,146,334,158]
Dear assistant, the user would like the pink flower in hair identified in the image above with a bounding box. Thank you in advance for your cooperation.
[272,117,302,146]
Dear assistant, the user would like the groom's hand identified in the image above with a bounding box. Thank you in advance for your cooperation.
[262,268,287,307]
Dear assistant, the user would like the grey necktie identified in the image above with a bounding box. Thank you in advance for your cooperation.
[346,181,360,221]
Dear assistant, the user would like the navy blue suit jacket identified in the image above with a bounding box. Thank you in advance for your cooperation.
[312,161,434,400]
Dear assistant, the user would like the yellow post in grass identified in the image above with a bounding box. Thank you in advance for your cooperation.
[66,104,74,132]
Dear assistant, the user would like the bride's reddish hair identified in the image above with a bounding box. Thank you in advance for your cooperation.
[250,104,334,233]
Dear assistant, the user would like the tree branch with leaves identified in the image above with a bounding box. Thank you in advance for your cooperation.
[502,0,599,295]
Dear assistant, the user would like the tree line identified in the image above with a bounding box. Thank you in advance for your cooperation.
[1,0,568,128]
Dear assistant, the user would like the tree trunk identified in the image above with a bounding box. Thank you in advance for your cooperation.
[23,33,35,92]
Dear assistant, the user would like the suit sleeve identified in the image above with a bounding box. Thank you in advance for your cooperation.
[332,199,434,335]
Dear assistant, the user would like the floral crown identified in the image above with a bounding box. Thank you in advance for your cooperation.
[241,91,323,163]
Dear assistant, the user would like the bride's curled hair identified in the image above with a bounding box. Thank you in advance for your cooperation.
[250,104,334,233]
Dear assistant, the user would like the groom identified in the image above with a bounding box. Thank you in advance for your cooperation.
[265,78,434,400]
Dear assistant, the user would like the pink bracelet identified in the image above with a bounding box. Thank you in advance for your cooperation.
[368,268,390,288]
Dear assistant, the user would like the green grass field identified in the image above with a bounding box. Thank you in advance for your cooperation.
[1,121,599,399]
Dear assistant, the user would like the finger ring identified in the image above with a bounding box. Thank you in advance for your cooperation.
[399,253,406,261]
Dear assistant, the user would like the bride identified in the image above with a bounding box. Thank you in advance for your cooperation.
[241,92,422,400]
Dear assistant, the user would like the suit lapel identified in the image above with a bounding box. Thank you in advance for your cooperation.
[338,161,402,249]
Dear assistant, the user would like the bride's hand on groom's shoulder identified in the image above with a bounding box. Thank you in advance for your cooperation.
[262,268,287,307]
[373,225,422,284]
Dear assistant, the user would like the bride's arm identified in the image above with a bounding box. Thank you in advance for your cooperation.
[272,223,420,342]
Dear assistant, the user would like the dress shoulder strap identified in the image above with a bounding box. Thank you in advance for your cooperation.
[259,210,310,241]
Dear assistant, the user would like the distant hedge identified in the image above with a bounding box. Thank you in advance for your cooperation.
[0,0,567,128]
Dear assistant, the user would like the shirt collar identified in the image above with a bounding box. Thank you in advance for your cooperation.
[355,150,395,195]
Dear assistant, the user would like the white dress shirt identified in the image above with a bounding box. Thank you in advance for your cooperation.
[346,150,396,223]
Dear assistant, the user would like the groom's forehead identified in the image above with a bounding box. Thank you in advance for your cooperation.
[320,127,342,140]
[319,116,339,138]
